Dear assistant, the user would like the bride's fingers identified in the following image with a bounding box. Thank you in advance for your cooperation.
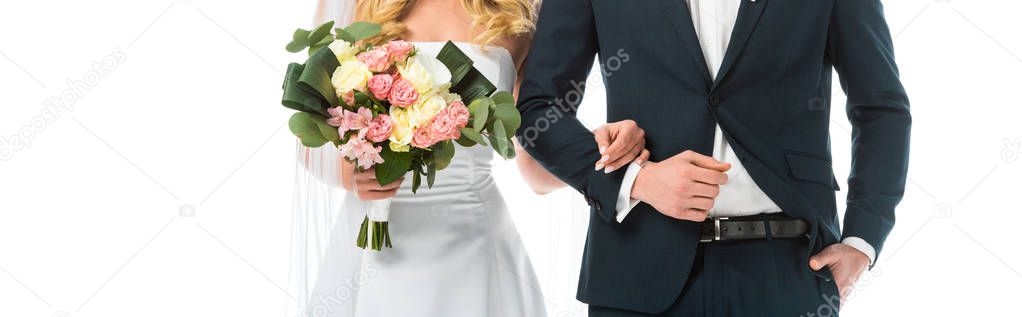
[603,142,643,173]
[593,128,612,170]
[358,189,396,201]
[599,134,633,169]
[635,149,651,165]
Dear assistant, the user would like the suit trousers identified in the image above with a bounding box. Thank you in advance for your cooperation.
[589,238,842,317]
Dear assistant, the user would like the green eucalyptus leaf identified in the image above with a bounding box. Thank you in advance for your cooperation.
[344,22,382,42]
[308,21,335,43]
[287,29,311,52]
[432,141,455,170]
[491,120,512,159]
[375,146,413,185]
[286,41,307,53]
[289,112,336,147]
[334,28,354,42]
[493,106,522,136]
[307,35,335,56]
[314,34,334,46]
[469,99,492,133]
[455,134,477,147]
[459,128,487,146]
[473,107,489,133]
[308,44,324,56]
[491,91,515,108]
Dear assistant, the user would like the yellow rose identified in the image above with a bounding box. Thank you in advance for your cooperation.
[389,142,410,153]
[331,60,372,95]
[328,40,358,63]
[388,108,414,152]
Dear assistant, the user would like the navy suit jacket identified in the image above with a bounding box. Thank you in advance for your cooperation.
[516,0,910,313]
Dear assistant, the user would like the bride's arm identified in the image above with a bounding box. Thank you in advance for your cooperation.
[510,35,571,195]
[515,139,568,195]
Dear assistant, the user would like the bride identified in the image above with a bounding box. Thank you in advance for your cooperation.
[290,0,649,316]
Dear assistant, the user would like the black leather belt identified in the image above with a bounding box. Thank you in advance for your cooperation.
[699,215,809,243]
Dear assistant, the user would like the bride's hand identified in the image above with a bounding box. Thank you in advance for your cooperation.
[353,168,404,200]
[593,120,650,173]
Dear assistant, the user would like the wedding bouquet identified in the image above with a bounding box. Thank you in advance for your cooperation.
[280,21,520,250]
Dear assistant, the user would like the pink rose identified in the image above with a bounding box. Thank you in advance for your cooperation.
[428,103,466,141]
[356,47,391,73]
[365,114,393,143]
[386,40,414,63]
[411,124,442,148]
[339,136,384,169]
[447,101,470,129]
[388,78,419,108]
[366,74,395,100]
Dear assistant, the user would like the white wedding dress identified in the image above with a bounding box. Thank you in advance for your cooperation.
[290,42,548,317]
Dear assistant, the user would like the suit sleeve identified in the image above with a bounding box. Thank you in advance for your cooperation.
[516,0,624,222]
[828,0,912,259]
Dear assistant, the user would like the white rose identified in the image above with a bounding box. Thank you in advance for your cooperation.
[440,90,462,104]
[398,53,452,95]
[398,59,433,95]
[388,108,414,152]
[331,60,372,95]
[328,40,358,63]
[406,93,447,129]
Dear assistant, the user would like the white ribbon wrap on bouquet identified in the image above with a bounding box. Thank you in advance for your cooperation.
[368,198,392,222]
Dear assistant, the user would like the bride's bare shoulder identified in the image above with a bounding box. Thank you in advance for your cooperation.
[495,33,534,69]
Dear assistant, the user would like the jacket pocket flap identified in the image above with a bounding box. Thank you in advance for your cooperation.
[785,152,840,190]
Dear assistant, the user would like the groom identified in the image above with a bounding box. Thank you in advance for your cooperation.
[517,0,910,316]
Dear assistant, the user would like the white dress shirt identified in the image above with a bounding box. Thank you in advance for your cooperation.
[613,0,876,264]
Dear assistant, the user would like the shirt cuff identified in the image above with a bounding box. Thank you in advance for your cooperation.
[614,162,643,222]
[842,236,876,266]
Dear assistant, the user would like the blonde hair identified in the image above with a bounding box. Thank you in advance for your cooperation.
[355,0,538,46]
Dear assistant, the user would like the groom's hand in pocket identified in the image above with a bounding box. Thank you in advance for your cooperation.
[353,168,404,200]
[631,150,730,222]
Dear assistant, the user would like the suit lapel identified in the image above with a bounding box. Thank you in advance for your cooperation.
[712,0,767,90]
[659,0,712,87]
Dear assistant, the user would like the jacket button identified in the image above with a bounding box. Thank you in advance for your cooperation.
[708,94,721,107]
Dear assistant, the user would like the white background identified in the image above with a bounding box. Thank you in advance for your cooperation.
[2,0,1021,316]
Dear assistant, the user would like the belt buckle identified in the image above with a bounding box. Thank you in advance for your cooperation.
[700,217,729,243]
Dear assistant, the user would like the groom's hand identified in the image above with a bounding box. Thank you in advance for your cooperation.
[810,243,870,305]
[631,150,730,222]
